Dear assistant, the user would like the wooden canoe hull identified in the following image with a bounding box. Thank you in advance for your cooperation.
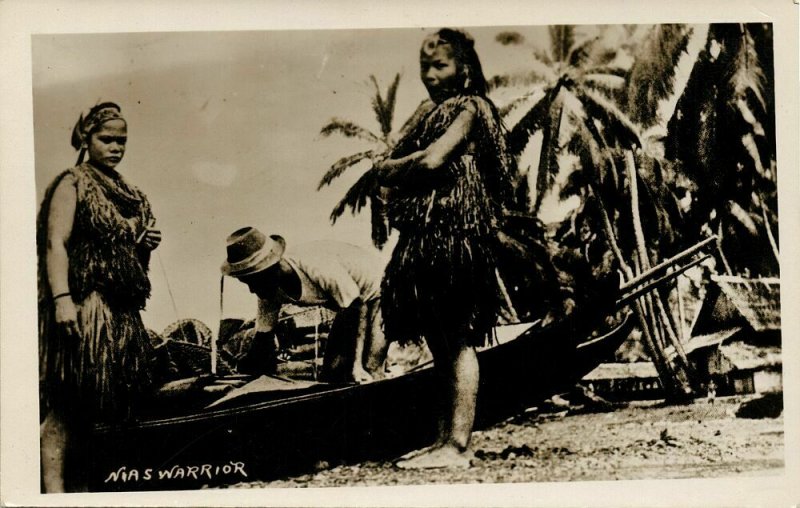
[90,314,633,491]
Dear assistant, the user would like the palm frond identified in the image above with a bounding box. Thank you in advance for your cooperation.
[369,75,391,138]
[625,24,692,128]
[567,114,605,179]
[578,88,642,149]
[320,118,382,144]
[532,90,565,214]
[329,167,382,223]
[489,60,556,90]
[318,150,375,190]
[370,198,389,249]
[567,35,599,69]
[381,73,402,138]
[726,199,759,237]
[579,113,622,190]
[730,24,767,110]
[736,97,765,136]
[549,25,576,63]
[581,73,626,94]
[741,133,766,179]
[586,65,630,78]
[533,48,553,66]
[507,83,561,157]
[498,90,544,118]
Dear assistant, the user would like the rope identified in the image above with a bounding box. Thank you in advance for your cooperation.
[157,252,180,324]
[156,250,191,345]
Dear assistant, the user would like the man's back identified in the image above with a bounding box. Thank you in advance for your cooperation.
[281,240,385,309]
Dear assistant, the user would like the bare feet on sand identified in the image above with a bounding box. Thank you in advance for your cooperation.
[395,444,472,469]
[397,441,444,461]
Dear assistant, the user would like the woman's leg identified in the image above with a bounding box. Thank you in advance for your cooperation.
[448,344,479,450]
[40,411,67,493]
[397,340,476,468]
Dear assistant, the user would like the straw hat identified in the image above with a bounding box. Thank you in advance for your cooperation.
[221,227,286,277]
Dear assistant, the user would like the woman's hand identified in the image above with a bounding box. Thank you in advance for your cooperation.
[138,227,162,251]
[54,297,80,339]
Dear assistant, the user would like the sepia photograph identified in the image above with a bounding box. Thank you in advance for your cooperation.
[1,1,799,506]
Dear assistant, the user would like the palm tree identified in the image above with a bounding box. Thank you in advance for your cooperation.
[665,23,778,277]
[493,25,699,400]
[493,26,638,215]
[318,73,401,248]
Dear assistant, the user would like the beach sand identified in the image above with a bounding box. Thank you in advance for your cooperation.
[227,394,784,488]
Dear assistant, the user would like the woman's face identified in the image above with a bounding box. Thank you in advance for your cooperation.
[420,43,459,102]
[87,119,127,170]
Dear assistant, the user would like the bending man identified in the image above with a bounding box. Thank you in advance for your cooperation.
[221,226,387,383]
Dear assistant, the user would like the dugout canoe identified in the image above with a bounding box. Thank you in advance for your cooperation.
[89,312,634,491]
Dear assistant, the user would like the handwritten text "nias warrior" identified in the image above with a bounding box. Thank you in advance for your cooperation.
[104,461,247,483]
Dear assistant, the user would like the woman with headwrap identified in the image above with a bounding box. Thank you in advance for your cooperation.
[37,102,161,492]
[359,29,515,468]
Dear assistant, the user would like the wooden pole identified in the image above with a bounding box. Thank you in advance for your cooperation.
[313,307,320,381]
[617,253,711,306]
[619,236,717,292]
[676,272,687,342]
[213,276,222,375]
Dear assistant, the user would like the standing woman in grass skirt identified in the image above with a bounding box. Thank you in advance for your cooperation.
[37,102,162,492]
[373,29,514,468]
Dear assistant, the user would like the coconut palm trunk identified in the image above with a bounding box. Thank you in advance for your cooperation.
[625,150,693,399]
[588,182,685,399]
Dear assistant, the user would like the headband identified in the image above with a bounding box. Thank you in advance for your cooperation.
[70,103,125,151]
[421,30,475,57]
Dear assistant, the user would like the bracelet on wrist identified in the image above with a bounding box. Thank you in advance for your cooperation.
[53,292,72,301]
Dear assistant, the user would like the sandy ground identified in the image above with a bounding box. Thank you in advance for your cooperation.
[229,394,784,488]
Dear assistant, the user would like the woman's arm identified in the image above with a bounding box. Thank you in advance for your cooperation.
[378,107,475,187]
[45,175,80,337]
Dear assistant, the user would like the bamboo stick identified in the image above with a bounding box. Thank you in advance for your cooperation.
[617,254,711,306]
[760,197,780,264]
[716,222,734,275]
[619,236,717,292]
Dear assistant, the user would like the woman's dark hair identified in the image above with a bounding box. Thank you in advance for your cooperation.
[432,28,488,97]
[70,101,124,164]
[70,101,123,151]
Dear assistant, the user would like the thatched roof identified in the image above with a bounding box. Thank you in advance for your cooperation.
[583,362,659,381]
[683,327,742,355]
[691,275,781,335]
[719,341,782,371]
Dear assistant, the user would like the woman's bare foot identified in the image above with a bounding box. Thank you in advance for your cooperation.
[395,444,472,469]
[397,440,445,460]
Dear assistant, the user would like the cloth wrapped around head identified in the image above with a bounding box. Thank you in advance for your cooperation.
[420,28,487,97]
[70,102,126,163]
[420,29,474,57]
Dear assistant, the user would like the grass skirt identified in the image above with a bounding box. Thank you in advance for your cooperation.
[382,95,509,350]
[382,231,498,349]
[39,291,156,424]
[383,156,500,349]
